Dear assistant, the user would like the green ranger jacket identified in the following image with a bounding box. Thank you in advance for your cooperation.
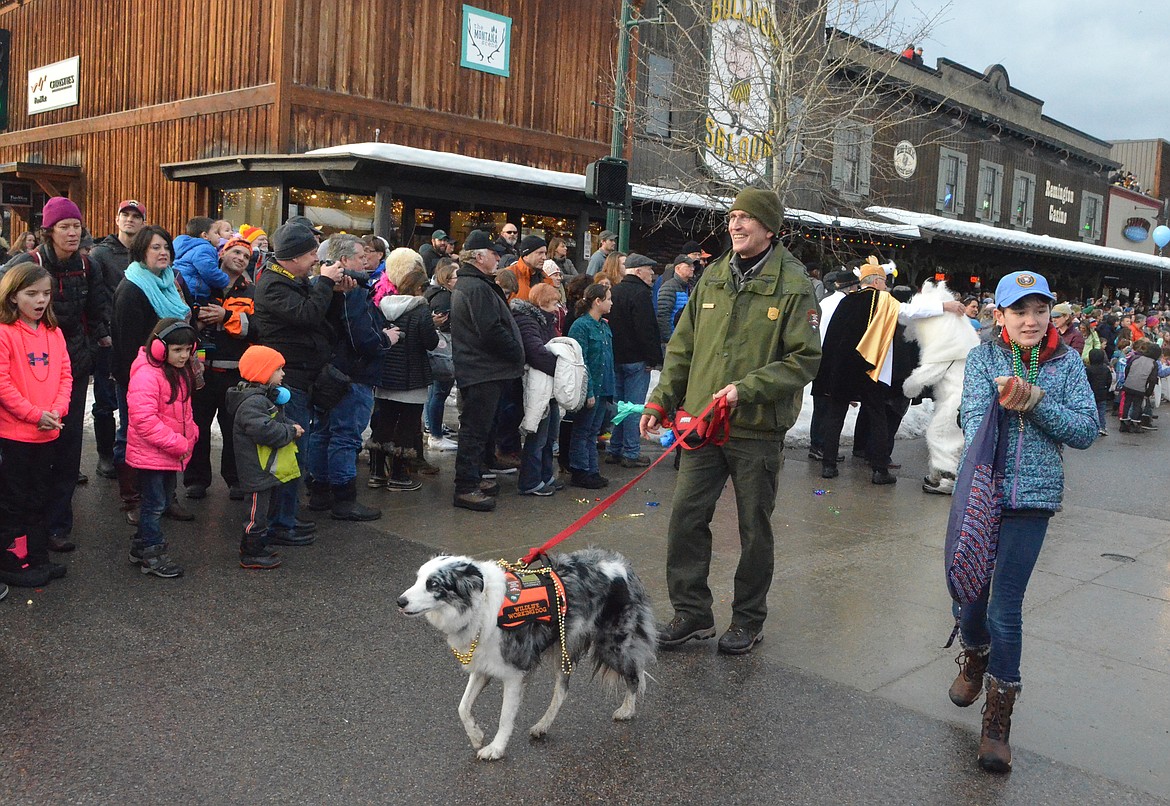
[646,244,822,442]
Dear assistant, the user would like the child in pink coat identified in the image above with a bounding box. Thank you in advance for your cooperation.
[127,318,199,578]
[0,264,72,590]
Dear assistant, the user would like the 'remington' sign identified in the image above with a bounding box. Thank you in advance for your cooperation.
[703,1,778,182]
[28,56,80,115]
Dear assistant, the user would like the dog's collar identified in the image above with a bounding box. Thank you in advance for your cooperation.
[451,630,481,666]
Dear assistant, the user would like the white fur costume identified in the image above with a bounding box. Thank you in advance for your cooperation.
[901,282,981,489]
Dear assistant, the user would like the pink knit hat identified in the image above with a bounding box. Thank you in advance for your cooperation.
[42,197,83,229]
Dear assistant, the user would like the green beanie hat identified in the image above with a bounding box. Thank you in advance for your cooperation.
[730,187,783,234]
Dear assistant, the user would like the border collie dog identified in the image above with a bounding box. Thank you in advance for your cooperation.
[397,549,656,760]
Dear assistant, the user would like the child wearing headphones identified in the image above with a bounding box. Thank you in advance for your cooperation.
[226,345,304,570]
[0,264,72,590]
[126,318,199,578]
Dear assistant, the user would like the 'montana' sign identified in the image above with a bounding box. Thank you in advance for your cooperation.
[704,1,777,182]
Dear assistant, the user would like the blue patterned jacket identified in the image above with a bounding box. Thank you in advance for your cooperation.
[960,338,1097,511]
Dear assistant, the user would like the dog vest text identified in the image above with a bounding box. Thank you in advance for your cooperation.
[497,568,565,629]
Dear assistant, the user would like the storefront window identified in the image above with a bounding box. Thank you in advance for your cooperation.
[219,187,281,234]
[288,187,375,235]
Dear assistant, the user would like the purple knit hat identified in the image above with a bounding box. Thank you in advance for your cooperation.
[42,197,83,229]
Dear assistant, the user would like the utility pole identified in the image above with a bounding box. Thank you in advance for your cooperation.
[607,0,664,251]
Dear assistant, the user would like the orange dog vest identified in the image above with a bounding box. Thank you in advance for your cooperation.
[497,568,566,629]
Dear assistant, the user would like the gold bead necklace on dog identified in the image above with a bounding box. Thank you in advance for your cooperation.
[451,630,481,665]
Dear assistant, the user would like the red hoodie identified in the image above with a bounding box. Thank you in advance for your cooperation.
[0,319,72,443]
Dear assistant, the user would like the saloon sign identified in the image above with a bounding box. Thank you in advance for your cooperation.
[703,1,778,182]
[28,56,79,115]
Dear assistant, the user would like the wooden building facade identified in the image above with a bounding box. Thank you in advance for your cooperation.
[0,0,619,248]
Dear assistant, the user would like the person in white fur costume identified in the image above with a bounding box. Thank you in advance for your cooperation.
[901,280,981,494]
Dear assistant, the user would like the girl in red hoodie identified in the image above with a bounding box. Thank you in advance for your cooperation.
[126,318,198,578]
[0,264,72,588]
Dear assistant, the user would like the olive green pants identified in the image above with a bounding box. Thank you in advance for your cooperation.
[665,438,782,632]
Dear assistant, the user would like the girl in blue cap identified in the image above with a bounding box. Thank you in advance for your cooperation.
[947,270,1097,773]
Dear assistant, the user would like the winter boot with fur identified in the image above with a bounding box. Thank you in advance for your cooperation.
[367,447,389,489]
[978,674,1019,773]
[948,645,989,706]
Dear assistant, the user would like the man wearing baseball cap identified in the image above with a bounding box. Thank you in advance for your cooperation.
[88,199,147,479]
[586,230,618,276]
[420,229,452,277]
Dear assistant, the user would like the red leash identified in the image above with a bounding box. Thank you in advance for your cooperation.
[520,397,731,565]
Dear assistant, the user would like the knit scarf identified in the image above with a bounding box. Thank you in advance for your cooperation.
[123,261,191,321]
[1000,322,1061,376]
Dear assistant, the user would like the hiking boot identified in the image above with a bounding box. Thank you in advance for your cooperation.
[949,646,990,707]
[185,484,208,500]
[47,532,76,553]
[604,453,622,465]
[717,623,762,655]
[140,546,183,578]
[871,468,897,485]
[453,490,496,512]
[163,496,194,521]
[491,452,521,472]
[307,478,335,510]
[821,464,839,479]
[621,456,651,468]
[978,675,1019,773]
[31,561,67,581]
[330,480,382,521]
[479,479,500,497]
[658,614,716,647]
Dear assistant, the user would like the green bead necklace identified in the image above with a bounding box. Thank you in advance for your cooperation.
[1010,340,1039,383]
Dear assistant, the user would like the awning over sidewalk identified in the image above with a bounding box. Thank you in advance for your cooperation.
[867,206,1170,274]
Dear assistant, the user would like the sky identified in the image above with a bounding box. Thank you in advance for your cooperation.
[893,0,1170,142]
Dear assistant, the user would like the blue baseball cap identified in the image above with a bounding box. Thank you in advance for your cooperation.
[994,271,1056,308]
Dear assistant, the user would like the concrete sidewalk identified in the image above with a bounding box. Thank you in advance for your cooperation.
[1,418,1167,803]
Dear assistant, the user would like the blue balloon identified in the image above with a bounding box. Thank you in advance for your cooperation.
[1153,225,1170,249]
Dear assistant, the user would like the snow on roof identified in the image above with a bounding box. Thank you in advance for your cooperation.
[307,143,920,239]
[867,206,1170,273]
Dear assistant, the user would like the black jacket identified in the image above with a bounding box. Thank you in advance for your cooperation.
[330,285,389,386]
[420,243,443,277]
[424,283,453,332]
[450,263,524,387]
[608,274,662,366]
[1,244,110,378]
[111,279,195,388]
[510,298,558,376]
[813,287,884,401]
[253,263,340,392]
[89,234,133,298]
[1085,363,1112,402]
[377,295,438,391]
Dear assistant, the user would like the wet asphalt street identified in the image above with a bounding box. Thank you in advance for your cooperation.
[2,408,1168,804]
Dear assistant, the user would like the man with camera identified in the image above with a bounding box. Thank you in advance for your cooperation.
[254,221,355,541]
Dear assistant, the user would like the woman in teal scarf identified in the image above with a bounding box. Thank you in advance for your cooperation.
[111,225,193,524]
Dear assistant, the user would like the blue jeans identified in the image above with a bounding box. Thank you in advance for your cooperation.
[519,402,559,492]
[1096,401,1107,431]
[608,362,650,459]
[306,382,375,487]
[955,512,1051,683]
[136,470,177,549]
[272,386,312,530]
[92,347,118,423]
[425,377,455,437]
[569,397,609,475]
[114,382,130,465]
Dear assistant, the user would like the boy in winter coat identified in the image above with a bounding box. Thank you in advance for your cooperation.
[1120,340,1158,433]
[1084,348,1112,435]
[226,345,305,569]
